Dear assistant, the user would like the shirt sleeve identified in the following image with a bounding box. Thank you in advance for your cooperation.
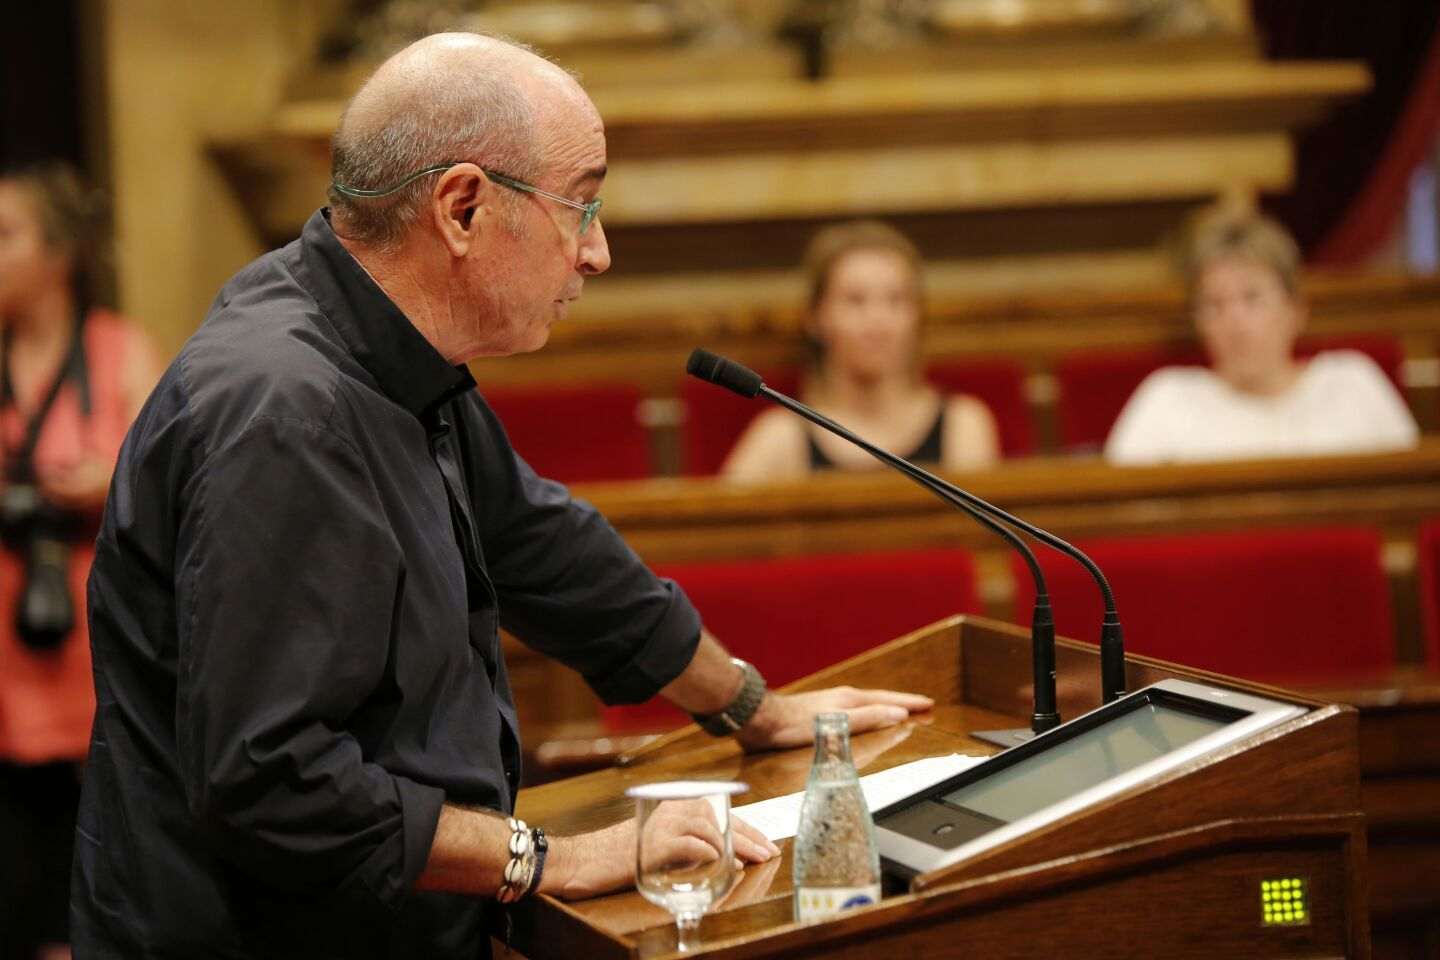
[174,415,445,912]
[461,398,702,705]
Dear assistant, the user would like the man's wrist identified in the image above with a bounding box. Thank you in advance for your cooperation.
[538,833,578,898]
[735,691,785,749]
[690,658,767,736]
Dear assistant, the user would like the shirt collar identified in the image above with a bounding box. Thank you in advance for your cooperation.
[298,209,475,419]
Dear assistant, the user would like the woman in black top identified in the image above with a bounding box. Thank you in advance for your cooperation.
[721,220,999,480]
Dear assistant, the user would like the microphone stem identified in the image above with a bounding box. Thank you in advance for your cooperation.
[762,388,1061,728]
[762,386,1125,704]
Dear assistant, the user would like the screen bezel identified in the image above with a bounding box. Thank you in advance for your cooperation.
[874,678,1307,880]
[883,687,1245,818]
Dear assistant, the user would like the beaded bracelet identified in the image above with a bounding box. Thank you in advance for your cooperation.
[497,817,536,904]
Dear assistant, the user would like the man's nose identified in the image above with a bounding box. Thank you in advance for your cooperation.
[578,219,611,276]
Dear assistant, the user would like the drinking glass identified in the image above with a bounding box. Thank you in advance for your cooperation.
[626,780,749,951]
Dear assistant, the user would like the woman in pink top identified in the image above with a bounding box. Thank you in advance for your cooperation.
[0,162,161,960]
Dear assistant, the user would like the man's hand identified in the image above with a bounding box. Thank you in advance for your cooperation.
[735,687,934,751]
[660,632,935,751]
[544,802,779,901]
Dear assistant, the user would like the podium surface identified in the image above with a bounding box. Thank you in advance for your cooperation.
[510,616,1369,959]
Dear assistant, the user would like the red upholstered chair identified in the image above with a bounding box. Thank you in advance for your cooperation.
[1419,519,1440,670]
[925,358,1035,458]
[680,358,1032,474]
[1055,347,1207,455]
[1010,527,1395,686]
[480,383,653,483]
[1055,334,1407,455]
[602,548,980,731]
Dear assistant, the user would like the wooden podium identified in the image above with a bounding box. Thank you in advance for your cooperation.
[508,616,1369,959]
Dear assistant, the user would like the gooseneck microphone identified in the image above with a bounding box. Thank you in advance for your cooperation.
[688,350,1061,737]
[688,348,1127,715]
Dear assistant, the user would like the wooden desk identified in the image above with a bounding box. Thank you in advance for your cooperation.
[1304,669,1440,960]
[509,617,1369,958]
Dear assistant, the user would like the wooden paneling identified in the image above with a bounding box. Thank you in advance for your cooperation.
[1310,670,1440,958]
[601,134,1290,226]
[103,0,332,355]
[474,271,1440,383]
[211,59,1367,301]
[828,28,1260,77]
[585,62,1366,158]
[568,443,1440,568]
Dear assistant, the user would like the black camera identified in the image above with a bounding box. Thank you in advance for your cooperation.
[0,482,75,651]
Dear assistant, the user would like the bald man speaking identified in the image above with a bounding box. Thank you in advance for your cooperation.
[71,33,929,959]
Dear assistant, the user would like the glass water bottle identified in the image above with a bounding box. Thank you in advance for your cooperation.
[792,712,882,922]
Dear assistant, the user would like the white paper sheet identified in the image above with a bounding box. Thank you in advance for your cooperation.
[732,753,987,842]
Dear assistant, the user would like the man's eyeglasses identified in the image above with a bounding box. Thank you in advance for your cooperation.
[331,163,603,235]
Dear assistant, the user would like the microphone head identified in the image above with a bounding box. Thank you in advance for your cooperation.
[686,349,763,399]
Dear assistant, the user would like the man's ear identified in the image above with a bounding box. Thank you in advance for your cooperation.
[431,164,490,257]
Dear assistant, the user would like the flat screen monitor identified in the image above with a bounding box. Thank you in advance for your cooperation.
[874,679,1306,880]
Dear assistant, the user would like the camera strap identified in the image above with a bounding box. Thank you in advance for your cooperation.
[0,310,92,483]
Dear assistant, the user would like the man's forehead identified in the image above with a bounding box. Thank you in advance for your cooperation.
[569,160,607,188]
[537,104,608,188]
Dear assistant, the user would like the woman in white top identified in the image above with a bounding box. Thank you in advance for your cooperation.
[1105,211,1418,465]
[721,221,999,481]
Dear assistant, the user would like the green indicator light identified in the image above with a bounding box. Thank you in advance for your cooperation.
[1260,876,1310,927]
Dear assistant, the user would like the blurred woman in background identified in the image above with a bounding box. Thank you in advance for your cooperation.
[1105,210,1419,465]
[721,220,999,480]
[0,162,161,960]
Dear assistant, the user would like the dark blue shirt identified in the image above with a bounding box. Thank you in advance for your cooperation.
[71,210,701,959]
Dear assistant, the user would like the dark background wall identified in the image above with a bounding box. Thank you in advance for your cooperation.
[1253,0,1440,258]
[1,4,88,171]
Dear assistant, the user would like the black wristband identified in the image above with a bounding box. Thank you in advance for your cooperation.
[526,827,548,900]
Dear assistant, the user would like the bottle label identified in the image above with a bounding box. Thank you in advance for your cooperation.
[795,884,881,922]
